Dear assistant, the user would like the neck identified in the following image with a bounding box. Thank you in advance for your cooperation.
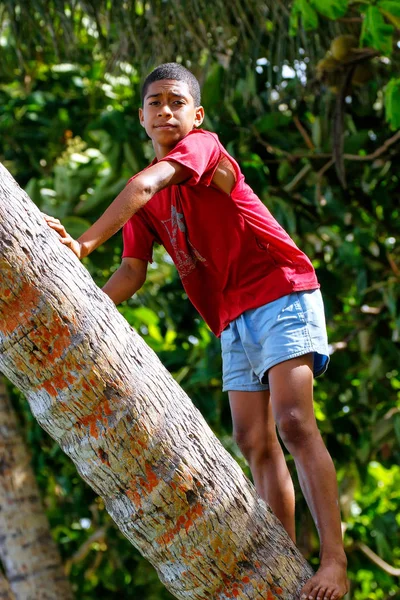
[153,142,173,160]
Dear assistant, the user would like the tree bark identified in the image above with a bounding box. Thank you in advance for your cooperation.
[0,162,313,599]
[0,571,15,600]
[0,376,74,599]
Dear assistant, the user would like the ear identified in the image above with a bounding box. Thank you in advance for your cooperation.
[194,106,205,128]
[139,107,145,127]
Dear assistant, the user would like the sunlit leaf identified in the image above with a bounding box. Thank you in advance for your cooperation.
[361,6,394,54]
[385,78,400,130]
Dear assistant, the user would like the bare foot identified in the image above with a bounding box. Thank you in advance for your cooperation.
[300,557,348,600]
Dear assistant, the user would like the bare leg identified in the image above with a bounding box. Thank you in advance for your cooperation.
[268,354,348,600]
[229,390,296,542]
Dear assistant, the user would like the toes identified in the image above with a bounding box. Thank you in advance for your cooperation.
[302,585,322,600]
[324,589,340,600]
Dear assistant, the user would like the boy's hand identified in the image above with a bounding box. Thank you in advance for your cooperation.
[42,214,83,259]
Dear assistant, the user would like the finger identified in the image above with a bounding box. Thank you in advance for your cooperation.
[47,221,63,229]
[60,236,74,246]
[48,223,68,237]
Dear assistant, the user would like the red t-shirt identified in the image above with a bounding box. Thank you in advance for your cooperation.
[122,129,319,337]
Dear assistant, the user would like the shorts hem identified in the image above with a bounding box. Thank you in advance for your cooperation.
[222,383,269,392]
[313,356,330,378]
[256,348,328,380]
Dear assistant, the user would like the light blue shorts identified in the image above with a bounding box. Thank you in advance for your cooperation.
[221,289,329,392]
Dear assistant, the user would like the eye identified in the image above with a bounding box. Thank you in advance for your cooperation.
[173,100,185,105]
[149,101,160,106]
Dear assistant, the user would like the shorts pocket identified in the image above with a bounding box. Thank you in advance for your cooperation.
[297,290,325,327]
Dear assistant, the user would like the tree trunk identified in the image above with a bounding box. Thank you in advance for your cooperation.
[0,571,15,600]
[0,162,313,599]
[0,376,74,599]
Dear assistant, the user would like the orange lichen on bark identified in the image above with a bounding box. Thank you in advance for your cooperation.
[211,556,281,600]
[126,464,163,509]
[140,464,160,493]
[156,502,204,545]
[0,279,41,336]
[126,487,143,508]
[27,314,72,366]
[78,398,113,439]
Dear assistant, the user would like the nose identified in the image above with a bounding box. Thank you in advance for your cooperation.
[157,103,173,117]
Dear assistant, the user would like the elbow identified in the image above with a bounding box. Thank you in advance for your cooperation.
[131,177,156,205]
[143,182,155,198]
[123,261,147,290]
[140,182,154,199]
[135,271,147,290]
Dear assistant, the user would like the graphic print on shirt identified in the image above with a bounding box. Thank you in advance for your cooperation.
[161,205,206,278]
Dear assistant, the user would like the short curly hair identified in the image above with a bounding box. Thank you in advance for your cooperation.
[141,63,201,106]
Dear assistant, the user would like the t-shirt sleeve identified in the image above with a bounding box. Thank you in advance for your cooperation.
[158,130,221,187]
[122,212,156,262]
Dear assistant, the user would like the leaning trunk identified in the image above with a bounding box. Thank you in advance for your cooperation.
[0,163,313,599]
[0,571,15,600]
[0,377,74,599]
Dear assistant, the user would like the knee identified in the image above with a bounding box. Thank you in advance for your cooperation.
[276,409,317,450]
[233,427,277,463]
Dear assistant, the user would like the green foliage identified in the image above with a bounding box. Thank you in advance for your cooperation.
[290,0,400,60]
[385,77,400,130]
[290,0,348,34]
[312,0,349,20]
[378,0,400,29]
[290,0,319,34]
[361,6,394,55]
[1,3,400,599]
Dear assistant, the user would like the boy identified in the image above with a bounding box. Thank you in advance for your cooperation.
[45,63,348,600]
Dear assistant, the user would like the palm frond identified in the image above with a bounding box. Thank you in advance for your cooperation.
[0,0,362,81]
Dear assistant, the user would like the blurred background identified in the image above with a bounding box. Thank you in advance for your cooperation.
[0,1,399,598]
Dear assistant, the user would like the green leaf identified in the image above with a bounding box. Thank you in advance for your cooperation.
[75,177,126,215]
[311,0,349,20]
[289,0,318,35]
[253,113,291,133]
[361,6,394,55]
[24,177,41,206]
[378,0,400,28]
[131,306,159,326]
[201,63,224,112]
[375,530,393,563]
[61,216,92,239]
[385,77,400,130]
[394,414,400,445]
[290,0,348,34]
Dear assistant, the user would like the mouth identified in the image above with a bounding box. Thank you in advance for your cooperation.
[154,124,177,129]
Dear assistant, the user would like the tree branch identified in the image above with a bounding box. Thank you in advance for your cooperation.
[356,542,400,577]
[283,164,313,193]
[255,130,400,164]
[64,528,107,575]
[293,116,315,151]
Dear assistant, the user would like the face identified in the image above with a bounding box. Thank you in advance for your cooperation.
[139,80,204,156]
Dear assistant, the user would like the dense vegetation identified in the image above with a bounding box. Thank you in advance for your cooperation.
[1,1,399,598]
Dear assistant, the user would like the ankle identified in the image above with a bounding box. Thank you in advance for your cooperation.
[320,550,347,568]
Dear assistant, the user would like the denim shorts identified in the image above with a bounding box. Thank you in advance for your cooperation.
[221,289,329,392]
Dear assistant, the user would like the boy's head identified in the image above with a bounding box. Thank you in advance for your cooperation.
[141,63,201,107]
[139,63,204,156]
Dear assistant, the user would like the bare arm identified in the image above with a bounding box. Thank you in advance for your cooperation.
[102,257,148,305]
[44,160,189,259]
